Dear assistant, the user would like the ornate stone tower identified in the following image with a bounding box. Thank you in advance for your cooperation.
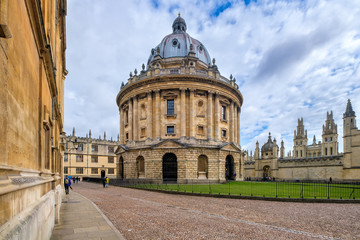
[343,99,358,169]
[116,15,243,183]
[321,111,338,156]
[293,118,308,158]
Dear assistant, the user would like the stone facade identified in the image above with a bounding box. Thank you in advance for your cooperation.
[244,100,360,181]
[63,129,119,179]
[0,0,67,239]
[116,16,243,183]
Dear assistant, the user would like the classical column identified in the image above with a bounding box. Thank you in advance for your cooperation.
[207,91,213,140]
[233,103,237,144]
[154,89,161,139]
[133,96,138,141]
[147,91,153,139]
[189,88,195,137]
[214,92,220,141]
[120,107,124,144]
[237,107,241,145]
[180,88,186,138]
[230,101,234,142]
[128,98,133,141]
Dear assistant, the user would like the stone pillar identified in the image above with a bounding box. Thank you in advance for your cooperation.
[207,91,213,140]
[120,107,124,144]
[214,92,220,141]
[233,103,237,144]
[128,98,133,141]
[189,89,195,137]
[154,89,161,139]
[237,107,241,145]
[133,96,138,141]
[147,91,153,139]
[230,101,234,142]
[180,88,186,138]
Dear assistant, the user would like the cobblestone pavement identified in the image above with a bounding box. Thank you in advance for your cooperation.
[73,182,360,240]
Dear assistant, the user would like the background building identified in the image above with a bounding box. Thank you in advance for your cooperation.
[116,15,243,183]
[244,100,360,181]
[0,0,67,239]
[64,129,119,179]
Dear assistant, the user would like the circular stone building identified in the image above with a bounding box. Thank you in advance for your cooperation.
[116,15,243,183]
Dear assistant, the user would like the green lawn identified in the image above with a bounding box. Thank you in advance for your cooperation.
[133,181,360,199]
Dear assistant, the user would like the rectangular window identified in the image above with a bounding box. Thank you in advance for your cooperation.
[222,106,226,120]
[76,155,83,162]
[91,144,98,152]
[78,143,83,151]
[198,126,204,135]
[167,99,174,115]
[167,126,175,134]
[330,147,333,155]
[64,167,68,174]
[108,168,115,174]
[91,168,98,174]
[108,146,114,153]
[125,110,129,124]
[44,127,50,169]
[141,127,146,137]
[126,133,129,140]
[325,148,328,155]
[91,155,98,163]
[108,156,114,164]
[222,129,226,138]
[64,154,68,162]
[300,150,303,157]
[76,167,83,174]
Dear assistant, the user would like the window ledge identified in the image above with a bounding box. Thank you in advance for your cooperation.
[165,114,177,118]
[221,119,228,123]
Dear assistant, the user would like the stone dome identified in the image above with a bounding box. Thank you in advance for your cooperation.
[261,133,277,152]
[147,15,212,66]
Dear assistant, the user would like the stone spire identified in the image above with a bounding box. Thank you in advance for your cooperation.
[104,131,107,140]
[72,127,75,136]
[89,129,92,139]
[344,99,356,118]
[313,135,316,145]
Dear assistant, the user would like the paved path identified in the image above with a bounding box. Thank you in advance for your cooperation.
[72,182,360,240]
[51,190,125,240]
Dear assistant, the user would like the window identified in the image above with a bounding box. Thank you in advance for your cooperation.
[64,154,68,162]
[167,126,175,134]
[76,155,83,162]
[222,129,227,138]
[78,143,83,151]
[91,168,98,174]
[91,155,98,163]
[296,151,298,157]
[126,133,129,141]
[76,167,83,174]
[167,99,174,115]
[222,106,226,120]
[125,110,129,124]
[313,153,316,157]
[300,150,303,157]
[141,127,146,137]
[325,148,328,155]
[91,144,98,152]
[197,126,204,135]
[140,104,146,119]
[64,167,68,174]
[330,147,333,155]
[108,146,114,153]
[108,156,114,164]
[108,168,115,174]
[44,126,50,169]
[197,101,204,116]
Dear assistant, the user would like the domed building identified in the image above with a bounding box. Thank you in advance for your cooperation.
[116,15,243,183]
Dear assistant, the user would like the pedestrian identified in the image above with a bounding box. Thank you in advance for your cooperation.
[329,177,332,183]
[105,176,109,188]
[102,177,106,188]
[64,176,71,194]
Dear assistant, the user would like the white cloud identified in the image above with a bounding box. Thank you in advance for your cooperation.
[65,0,360,155]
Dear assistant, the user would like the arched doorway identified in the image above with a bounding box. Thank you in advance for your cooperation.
[136,156,145,178]
[198,155,208,179]
[225,155,235,180]
[162,153,177,182]
[119,156,124,179]
[263,165,270,178]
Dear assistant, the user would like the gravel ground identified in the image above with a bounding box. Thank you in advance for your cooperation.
[72,182,360,240]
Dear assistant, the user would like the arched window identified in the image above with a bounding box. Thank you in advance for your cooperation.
[197,155,208,179]
[197,100,204,116]
[136,156,145,178]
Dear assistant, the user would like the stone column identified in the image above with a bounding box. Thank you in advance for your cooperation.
[120,107,124,144]
[189,88,195,137]
[237,107,241,145]
[234,103,237,144]
[128,97,133,141]
[214,92,220,141]
[154,89,161,139]
[133,96,138,141]
[180,88,186,138]
[230,101,234,142]
[147,91,153,139]
[207,91,213,140]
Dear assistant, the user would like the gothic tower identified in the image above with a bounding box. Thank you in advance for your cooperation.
[343,99,357,168]
[293,118,308,158]
[321,111,338,156]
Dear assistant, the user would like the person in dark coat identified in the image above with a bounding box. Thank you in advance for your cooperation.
[64,176,71,194]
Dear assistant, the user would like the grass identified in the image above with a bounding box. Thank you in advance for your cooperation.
[132,181,360,199]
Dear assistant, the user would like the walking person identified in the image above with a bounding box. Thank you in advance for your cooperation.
[105,176,109,188]
[64,176,71,194]
[102,177,106,188]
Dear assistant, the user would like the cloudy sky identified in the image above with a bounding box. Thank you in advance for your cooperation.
[65,0,360,154]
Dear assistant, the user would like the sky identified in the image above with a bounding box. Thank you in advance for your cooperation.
[65,0,360,154]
